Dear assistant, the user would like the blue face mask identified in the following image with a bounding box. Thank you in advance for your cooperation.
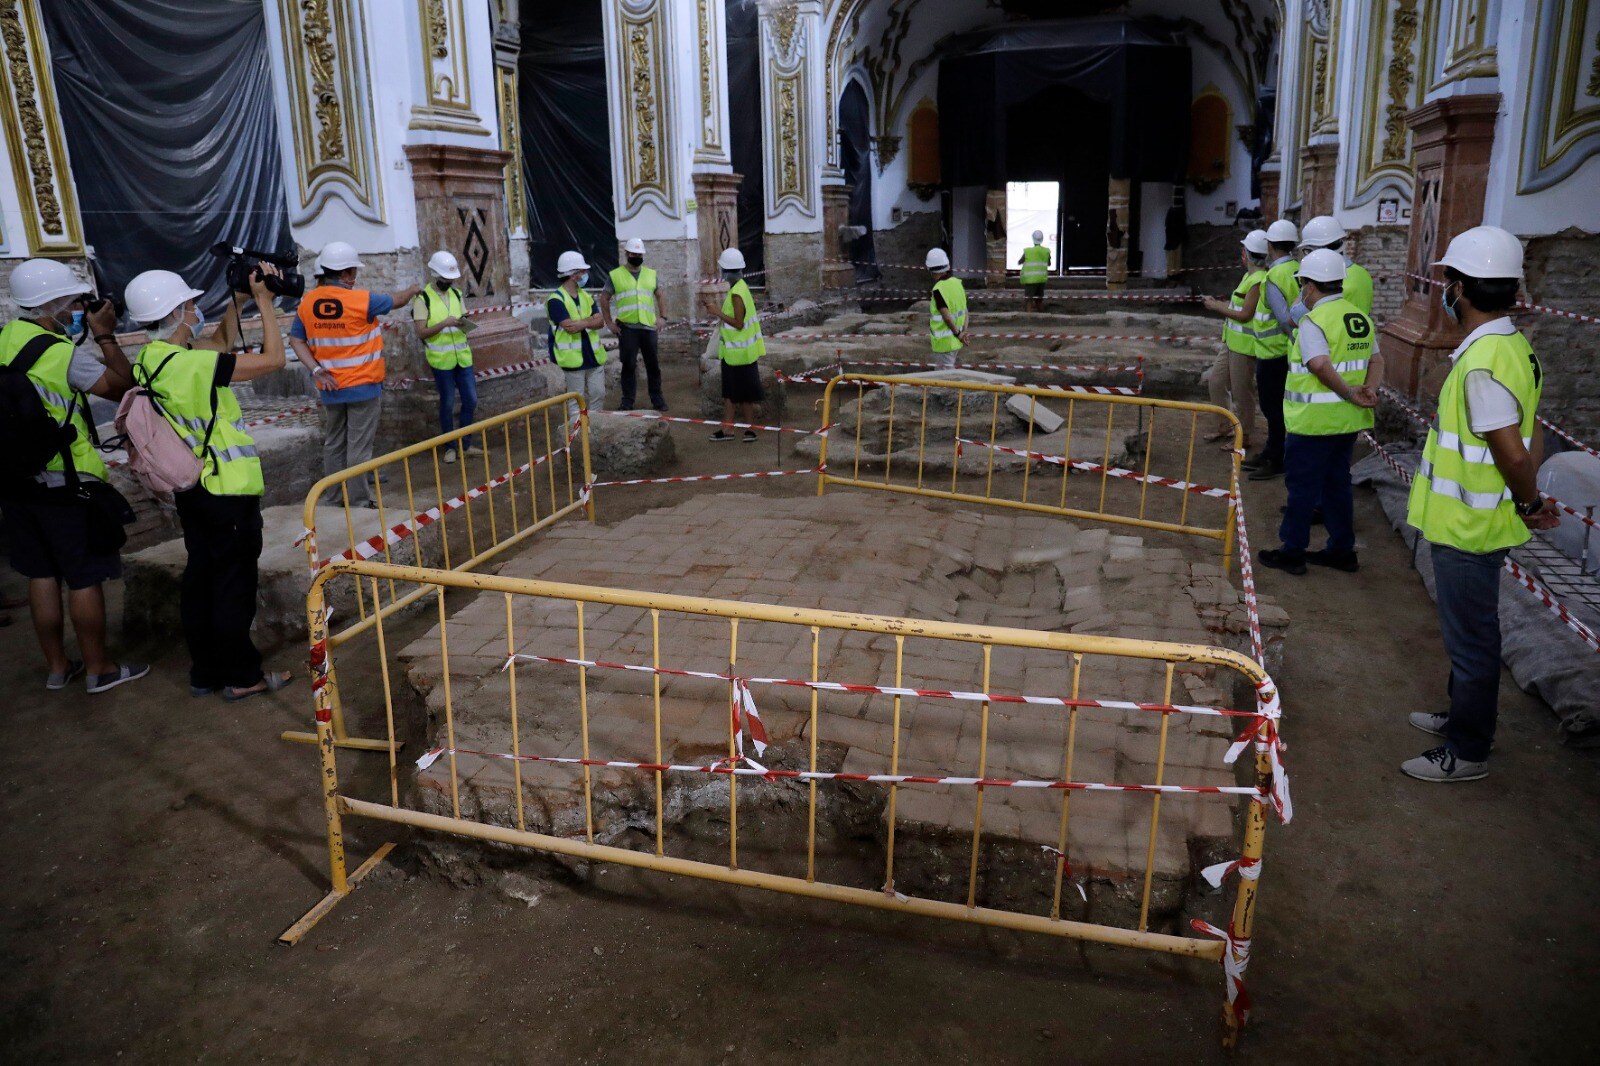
[578,272,590,287]
[192,305,206,333]
[1441,284,1462,324]
[68,310,85,338]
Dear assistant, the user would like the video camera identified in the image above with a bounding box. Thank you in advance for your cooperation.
[210,242,305,299]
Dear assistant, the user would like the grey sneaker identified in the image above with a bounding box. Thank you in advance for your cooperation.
[1401,745,1488,783]
[442,447,458,465]
[86,663,151,694]
[1408,711,1448,738]
[46,660,85,690]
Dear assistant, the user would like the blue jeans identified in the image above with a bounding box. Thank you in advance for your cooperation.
[432,365,478,447]
[1278,432,1356,555]
[1432,543,1507,761]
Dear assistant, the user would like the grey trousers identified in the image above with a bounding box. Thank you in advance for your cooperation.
[322,396,382,503]
[563,366,606,427]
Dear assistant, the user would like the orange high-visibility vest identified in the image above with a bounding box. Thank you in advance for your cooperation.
[296,285,385,389]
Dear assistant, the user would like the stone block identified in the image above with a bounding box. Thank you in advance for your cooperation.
[1004,393,1065,433]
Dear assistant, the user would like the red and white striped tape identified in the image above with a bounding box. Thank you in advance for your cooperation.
[1201,854,1261,889]
[588,467,820,489]
[823,256,1234,279]
[772,331,1192,344]
[616,410,827,437]
[385,355,555,391]
[1360,432,1600,654]
[1191,918,1252,1026]
[955,438,1233,499]
[1391,271,1600,326]
[851,288,1203,303]
[804,357,1143,374]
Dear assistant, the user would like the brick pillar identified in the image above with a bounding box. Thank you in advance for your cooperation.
[821,183,854,289]
[1379,94,1500,397]
[1259,166,1281,222]
[984,188,1008,286]
[1298,143,1339,218]
[693,172,743,283]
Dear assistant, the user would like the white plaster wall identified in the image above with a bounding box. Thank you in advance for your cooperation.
[0,144,30,259]
[1481,1,1600,237]
[1185,42,1257,225]
[1422,0,1503,103]
[1139,181,1173,278]
[1331,0,1393,231]
[1269,0,1305,210]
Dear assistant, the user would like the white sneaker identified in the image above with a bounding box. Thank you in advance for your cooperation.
[1400,745,1488,783]
[442,447,458,465]
[1408,712,1447,738]
[465,443,485,456]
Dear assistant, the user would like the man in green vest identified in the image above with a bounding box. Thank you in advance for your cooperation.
[1257,249,1382,577]
[124,265,296,702]
[1017,230,1050,312]
[411,250,479,465]
[1200,228,1268,451]
[1245,219,1302,481]
[1401,227,1557,783]
[1297,216,1374,316]
[600,238,667,412]
[926,247,968,369]
[548,250,607,427]
[0,258,147,693]
[700,247,763,442]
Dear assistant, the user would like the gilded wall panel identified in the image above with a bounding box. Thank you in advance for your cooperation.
[0,0,83,254]
[275,0,384,226]
[412,0,489,135]
[1519,0,1600,194]
[1309,0,1341,137]
[763,3,814,216]
[613,0,677,220]
[1347,0,1429,206]
[695,0,728,163]
[1434,0,1499,88]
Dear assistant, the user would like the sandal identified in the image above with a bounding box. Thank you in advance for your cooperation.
[1202,429,1232,443]
[222,671,296,703]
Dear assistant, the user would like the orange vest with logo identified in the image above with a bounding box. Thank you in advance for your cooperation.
[297,285,385,389]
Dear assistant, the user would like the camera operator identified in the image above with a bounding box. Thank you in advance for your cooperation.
[124,263,293,702]
[287,242,421,508]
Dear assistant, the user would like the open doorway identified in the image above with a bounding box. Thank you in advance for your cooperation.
[1005,181,1059,275]
[1004,85,1110,269]
[839,80,878,281]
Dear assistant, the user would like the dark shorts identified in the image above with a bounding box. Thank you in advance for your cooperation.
[720,361,764,403]
[1,490,123,589]
[1024,283,1045,297]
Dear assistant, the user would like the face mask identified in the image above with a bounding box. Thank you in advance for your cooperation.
[627,256,643,268]
[68,310,85,338]
[722,269,740,283]
[1442,284,1462,324]
[578,272,590,287]
[189,304,207,337]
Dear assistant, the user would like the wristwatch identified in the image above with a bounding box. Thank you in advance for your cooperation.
[1514,497,1544,517]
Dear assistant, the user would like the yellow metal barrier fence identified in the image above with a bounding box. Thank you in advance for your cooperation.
[283,558,1285,1046]
[283,392,594,750]
[818,375,1242,570]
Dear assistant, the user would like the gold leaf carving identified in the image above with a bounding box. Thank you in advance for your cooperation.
[629,25,658,185]
[779,78,799,195]
[0,0,61,234]
[1589,29,1600,97]
[301,0,345,161]
[698,0,713,124]
[774,5,798,59]
[1381,0,1419,161]
[1311,45,1329,127]
[425,0,449,60]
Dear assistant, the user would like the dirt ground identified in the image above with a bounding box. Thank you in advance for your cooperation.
[2,350,1598,1064]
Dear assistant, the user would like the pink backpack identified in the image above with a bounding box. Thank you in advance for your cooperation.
[114,357,208,496]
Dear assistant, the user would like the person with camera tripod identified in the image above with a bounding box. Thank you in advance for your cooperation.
[124,263,294,702]
[288,242,422,508]
[0,259,147,694]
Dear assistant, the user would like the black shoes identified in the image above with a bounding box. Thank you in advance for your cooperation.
[1257,548,1307,575]
[1308,549,1360,572]
[1247,462,1285,481]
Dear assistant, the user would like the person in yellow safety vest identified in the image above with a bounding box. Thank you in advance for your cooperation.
[700,247,764,442]
[1200,228,1269,453]
[1246,218,1302,481]
[926,247,968,370]
[125,264,297,703]
[1018,229,1051,312]
[0,259,147,694]
[289,241,422,508]
[1256,249,1383,580]
[548,249,607,428]
[411,250,479,466]
[1400,226,1558,783]
[1297,215,1374,316]
[600,237,667,412]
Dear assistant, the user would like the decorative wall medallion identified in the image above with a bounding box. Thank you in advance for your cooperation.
[0,0,84,253]
[1519,0,1600,194]
[275,0,384,225]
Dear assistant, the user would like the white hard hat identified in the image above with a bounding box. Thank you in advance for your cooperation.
[1432,225,1524,280]
[624,238,646,255]
[124,269,205,324]
[925,247,950,270]
[427,250,461,279]
[1241,229,1270,256]
[1031,230,1044,243]
[1298,215,1346,249]
[718,247,746,271]
[1296,248,1348,285]
[316,241,363,273]
[9,259,91,308]
[556,250,590,276]
[1265,220,1299,244]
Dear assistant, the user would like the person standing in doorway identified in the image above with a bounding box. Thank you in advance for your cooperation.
[125,265,296,702]
[411,250,478,466]
[289,242,422,508]
[1297,216,1374,316]
[548,250,607,425]
[1201,228,1269,453]
[0,259,146,693]
[1255,249,1382,576]
[927,248,968,370]
[1401,226,1558,783]
[700,248,764,442]
[601,238,667,412]
[1018,230,1050,312]
[1245,219,1301,481]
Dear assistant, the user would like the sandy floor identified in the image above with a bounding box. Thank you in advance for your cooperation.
[2,351,1598,1063]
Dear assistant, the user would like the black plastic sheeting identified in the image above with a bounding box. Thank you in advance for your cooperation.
[724,0,765,278]
[938,19,1190,188]
[520,5,616,288]
[839,81,878,281]
[42,0,293,320]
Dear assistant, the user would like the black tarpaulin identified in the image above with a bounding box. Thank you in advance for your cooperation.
[42,0,293,319]
[520,5,616,288]
[725,0,765,277]
[937,18,1190,188]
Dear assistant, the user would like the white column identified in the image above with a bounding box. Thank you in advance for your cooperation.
[757,1,826,300]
